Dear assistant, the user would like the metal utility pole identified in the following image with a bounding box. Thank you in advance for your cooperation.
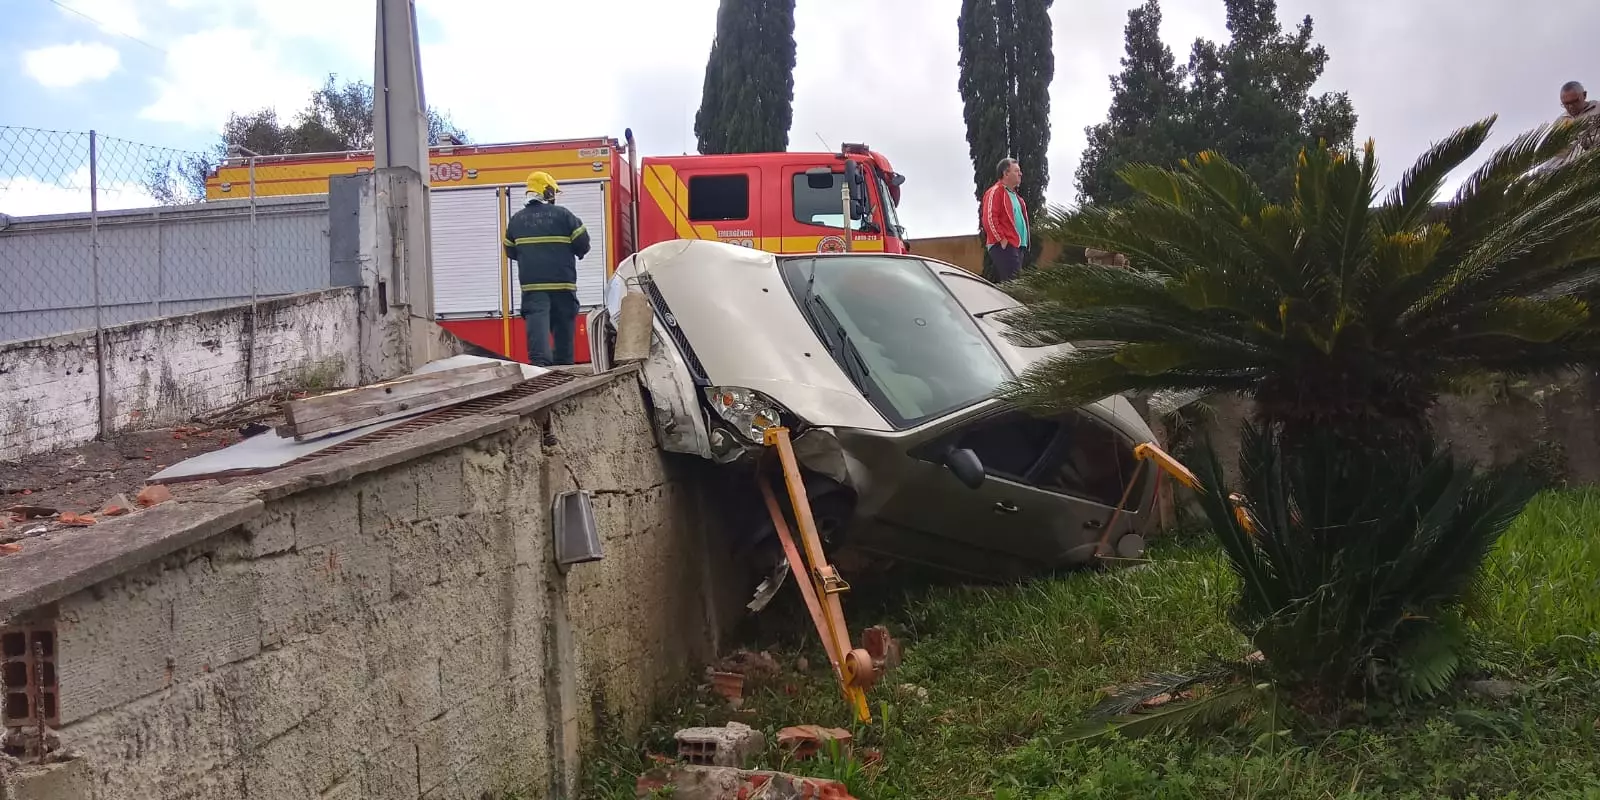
[374,0,430,177]
[233,144,263,398]
[371,0,437,370]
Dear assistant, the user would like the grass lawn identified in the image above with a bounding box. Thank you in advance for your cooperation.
[581,489,1600,799]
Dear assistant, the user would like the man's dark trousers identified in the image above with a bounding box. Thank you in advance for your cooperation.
[522,290,580,367]
[986,243,1025,283]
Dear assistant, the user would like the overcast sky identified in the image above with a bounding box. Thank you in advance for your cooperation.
[2,0,1596,236]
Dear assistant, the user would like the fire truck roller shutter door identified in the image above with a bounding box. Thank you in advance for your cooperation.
[431,187,505,317]
[505,179,610,313]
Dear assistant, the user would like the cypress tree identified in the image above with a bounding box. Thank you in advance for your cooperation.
[695,0,798,155]
[958,0,1055,264]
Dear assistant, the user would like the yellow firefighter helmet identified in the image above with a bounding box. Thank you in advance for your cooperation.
[525,171,561,200]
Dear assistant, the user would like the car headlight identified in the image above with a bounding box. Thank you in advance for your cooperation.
[704,386,785,442]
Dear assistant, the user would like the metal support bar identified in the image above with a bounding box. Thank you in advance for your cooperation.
[90,130,110,440]
[1090,442,1257,558]
[759,425,877,722]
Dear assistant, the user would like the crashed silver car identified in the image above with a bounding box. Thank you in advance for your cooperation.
[601,239,1161,586]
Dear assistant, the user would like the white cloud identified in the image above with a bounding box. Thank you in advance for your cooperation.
[22,42,123,89]
[103,0,1600,238]
[249,0,372,45]
[0,168,156,218]
[54,0,145,38]
[414,0,718,148]
[138,27,322,128]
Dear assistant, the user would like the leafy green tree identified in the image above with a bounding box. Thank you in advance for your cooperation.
[694,0,797,155]
[1075,0,1189,208]
[1077,0,1355,206]
[958,0,1055,216]
[145,74,468,204]
[1001,118,1600,710]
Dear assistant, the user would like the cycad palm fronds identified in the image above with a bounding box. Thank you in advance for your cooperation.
[1188,424,1538,702]
[997,116,1600,442]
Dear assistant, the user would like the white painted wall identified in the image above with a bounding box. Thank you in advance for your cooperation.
[0,288,360,462]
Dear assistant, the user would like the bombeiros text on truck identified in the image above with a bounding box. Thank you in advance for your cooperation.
[205,131,908,364]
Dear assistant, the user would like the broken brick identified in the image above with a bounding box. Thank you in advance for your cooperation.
[776,725,852,760]
[675,722,764,768]
[862,625,901,671]
[1,543,21,555]
[101,494,134,517]
[636,766,856,800]
[136,484,173,508]
[718,650,782,681]
[57,512,96,527]
[708,671,746,706]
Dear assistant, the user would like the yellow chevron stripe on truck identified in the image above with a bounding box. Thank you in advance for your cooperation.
[643,164,719,240]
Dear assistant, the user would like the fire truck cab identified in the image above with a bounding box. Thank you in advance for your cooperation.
[203,133,908,364]
[638,142,907,257]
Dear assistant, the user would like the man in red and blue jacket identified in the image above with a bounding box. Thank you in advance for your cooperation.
[980,157,1029,284]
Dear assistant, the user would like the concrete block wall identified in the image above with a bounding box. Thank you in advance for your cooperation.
[1153,369,1600,488]
[0,288,360,462]
[0,373,735,799]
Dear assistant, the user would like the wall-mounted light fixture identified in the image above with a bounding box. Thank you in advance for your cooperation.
[552,489,603,571]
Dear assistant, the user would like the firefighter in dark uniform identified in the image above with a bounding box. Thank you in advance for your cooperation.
[504,171,591,366]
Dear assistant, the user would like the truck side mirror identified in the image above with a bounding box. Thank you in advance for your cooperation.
[844,161,867,220]
[945,448,986,490]
[806,167,834,190]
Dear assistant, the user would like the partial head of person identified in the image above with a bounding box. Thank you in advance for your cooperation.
[997,157,1022,190]
[1561,81,1589,115]
[525,171,561,204]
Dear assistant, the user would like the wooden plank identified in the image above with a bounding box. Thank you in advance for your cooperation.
[285,363,507,428]
[283,362,523,441]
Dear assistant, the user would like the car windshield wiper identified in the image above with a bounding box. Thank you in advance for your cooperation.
[800,262,872,391]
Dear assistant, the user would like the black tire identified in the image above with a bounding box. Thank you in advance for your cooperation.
[739,481,855,593]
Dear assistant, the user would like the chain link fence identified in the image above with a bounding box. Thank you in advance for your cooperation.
[0,126,332,345]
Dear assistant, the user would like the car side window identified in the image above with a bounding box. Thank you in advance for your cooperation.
[952,410,1057,482]
[1030,412,1138,507]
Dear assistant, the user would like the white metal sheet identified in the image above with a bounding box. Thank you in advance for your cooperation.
[431,187,506,316]
[149,356,549,482]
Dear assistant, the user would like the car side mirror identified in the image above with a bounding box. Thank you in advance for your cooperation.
[945,448,985,490]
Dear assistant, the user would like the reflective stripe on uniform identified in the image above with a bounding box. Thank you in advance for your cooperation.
[521,282,579,291]
[511,229,584,247]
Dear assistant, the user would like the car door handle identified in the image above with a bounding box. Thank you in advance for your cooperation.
[993,501,1020,514]
[1084,519,1104,530]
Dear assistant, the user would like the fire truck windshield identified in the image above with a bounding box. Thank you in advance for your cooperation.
[873,169,904,239]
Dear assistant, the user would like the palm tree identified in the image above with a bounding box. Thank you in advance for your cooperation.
[1000,115,1600,457]
[1000,116,1600,721]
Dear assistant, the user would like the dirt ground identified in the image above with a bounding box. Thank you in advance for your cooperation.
[0,399,291,548]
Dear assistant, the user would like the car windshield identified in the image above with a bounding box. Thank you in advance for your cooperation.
[779,255,1014,428]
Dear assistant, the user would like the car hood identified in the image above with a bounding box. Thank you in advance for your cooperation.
[617,240,1157,445]
[619,240,891,431]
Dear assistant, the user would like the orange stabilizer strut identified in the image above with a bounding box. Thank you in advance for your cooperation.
[1092,441,1258,558]
[759,426,878,723]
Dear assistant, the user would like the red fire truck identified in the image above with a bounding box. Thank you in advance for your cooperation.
[206,132,909,363]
